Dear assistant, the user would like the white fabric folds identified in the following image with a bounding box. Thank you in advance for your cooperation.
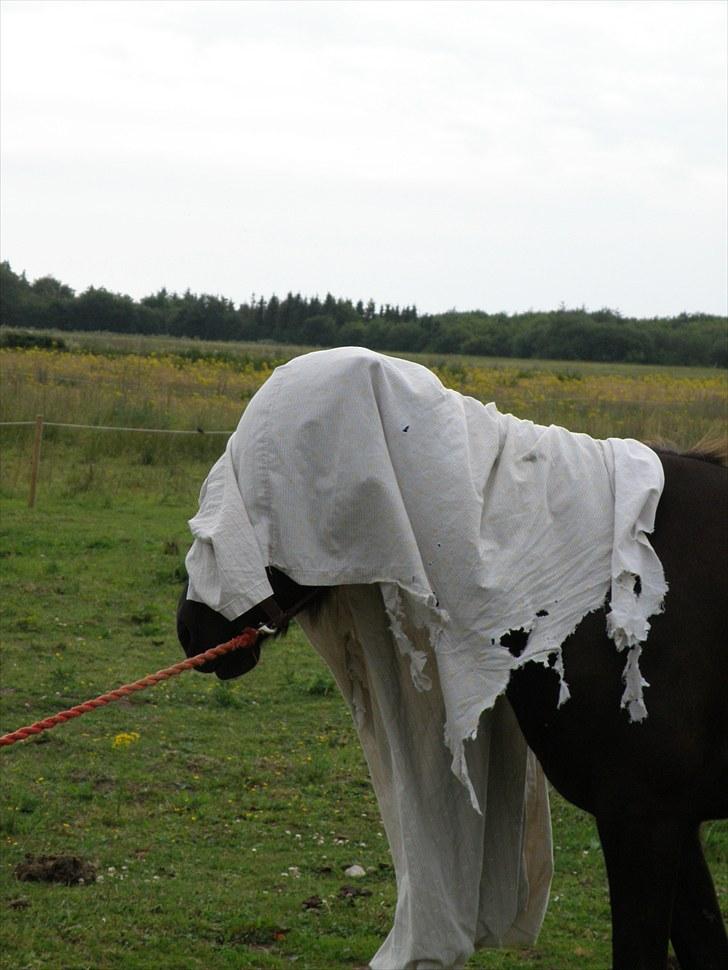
[298,585,552,969]
[185,347,668,968]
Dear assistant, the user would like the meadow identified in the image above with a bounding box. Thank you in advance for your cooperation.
[1,331,726,969]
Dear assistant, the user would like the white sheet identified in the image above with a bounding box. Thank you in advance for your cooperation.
[298,585,553,969]
[185,347,668,967]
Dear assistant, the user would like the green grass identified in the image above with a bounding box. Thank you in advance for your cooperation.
[1,336,726,968]
[1,493,726,970]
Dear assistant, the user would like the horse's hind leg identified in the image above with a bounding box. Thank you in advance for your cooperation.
[670,825,728,970]
[596,813,686,970]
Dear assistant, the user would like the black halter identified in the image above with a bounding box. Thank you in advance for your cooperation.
[257,585,325,635]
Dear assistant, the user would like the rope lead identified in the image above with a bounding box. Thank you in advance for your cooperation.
[0,628,261,748]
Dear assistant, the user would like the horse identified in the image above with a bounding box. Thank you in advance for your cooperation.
[177,424,727,969]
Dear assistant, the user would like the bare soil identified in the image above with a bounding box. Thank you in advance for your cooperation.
[15,854,96,886]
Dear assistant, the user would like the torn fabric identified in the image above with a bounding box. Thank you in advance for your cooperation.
[185,347,668,967]
[187,347,667,783]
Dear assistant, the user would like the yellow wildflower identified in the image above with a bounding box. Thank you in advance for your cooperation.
[112,731,140,749]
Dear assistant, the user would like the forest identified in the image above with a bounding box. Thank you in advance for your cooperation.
[1,261,726,366]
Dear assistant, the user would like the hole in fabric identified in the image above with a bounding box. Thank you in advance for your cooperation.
[634,575,642,597]
[402,425,410,432]
[536,609,549,617]
[502,628,529,657]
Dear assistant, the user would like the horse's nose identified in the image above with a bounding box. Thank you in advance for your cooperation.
[177,615,193,656]
[177,607,217,672]
[177,583,195,656]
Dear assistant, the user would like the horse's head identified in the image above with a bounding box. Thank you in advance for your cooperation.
[176,569,324,680]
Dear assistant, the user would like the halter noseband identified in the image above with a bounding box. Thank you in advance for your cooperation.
[257,586,325,636]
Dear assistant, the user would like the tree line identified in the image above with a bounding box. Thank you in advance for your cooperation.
[1,261,725,366]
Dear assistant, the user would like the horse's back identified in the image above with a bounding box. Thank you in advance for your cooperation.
[507,449,728,821]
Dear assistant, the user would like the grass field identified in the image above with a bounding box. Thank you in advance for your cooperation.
[1,332,726,969]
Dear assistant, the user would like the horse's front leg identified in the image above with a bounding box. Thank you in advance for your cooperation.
[670,825,728,970]
[596,813,686,970]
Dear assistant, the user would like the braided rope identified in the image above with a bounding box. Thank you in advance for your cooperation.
[0,627,261,748]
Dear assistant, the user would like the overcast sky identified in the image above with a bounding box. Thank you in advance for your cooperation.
[1,0,726,317]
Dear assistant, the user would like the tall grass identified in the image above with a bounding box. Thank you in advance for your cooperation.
[1,337,725,506]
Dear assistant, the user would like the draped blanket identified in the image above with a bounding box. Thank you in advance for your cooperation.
[185,347,667,968]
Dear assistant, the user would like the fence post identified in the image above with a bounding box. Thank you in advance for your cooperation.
[28,415,44,509]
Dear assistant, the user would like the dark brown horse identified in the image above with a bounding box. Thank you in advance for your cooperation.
[177,443,728,970]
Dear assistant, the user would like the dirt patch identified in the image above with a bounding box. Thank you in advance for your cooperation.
[15,854,96,886]
[339,885,372,900]
[7,897,31,910]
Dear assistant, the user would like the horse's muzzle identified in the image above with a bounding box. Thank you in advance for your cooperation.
[176,586,262,680]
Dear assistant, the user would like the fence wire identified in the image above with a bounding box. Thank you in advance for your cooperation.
[0,420,231,436]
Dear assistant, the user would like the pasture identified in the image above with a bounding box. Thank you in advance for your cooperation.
[1,333,726,969]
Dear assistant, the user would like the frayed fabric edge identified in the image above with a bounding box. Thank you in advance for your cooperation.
[606,569,668,722]
[381,583,486,812]
[380,566,667,811]
[381,584,597,814]
[380,582,441,692]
